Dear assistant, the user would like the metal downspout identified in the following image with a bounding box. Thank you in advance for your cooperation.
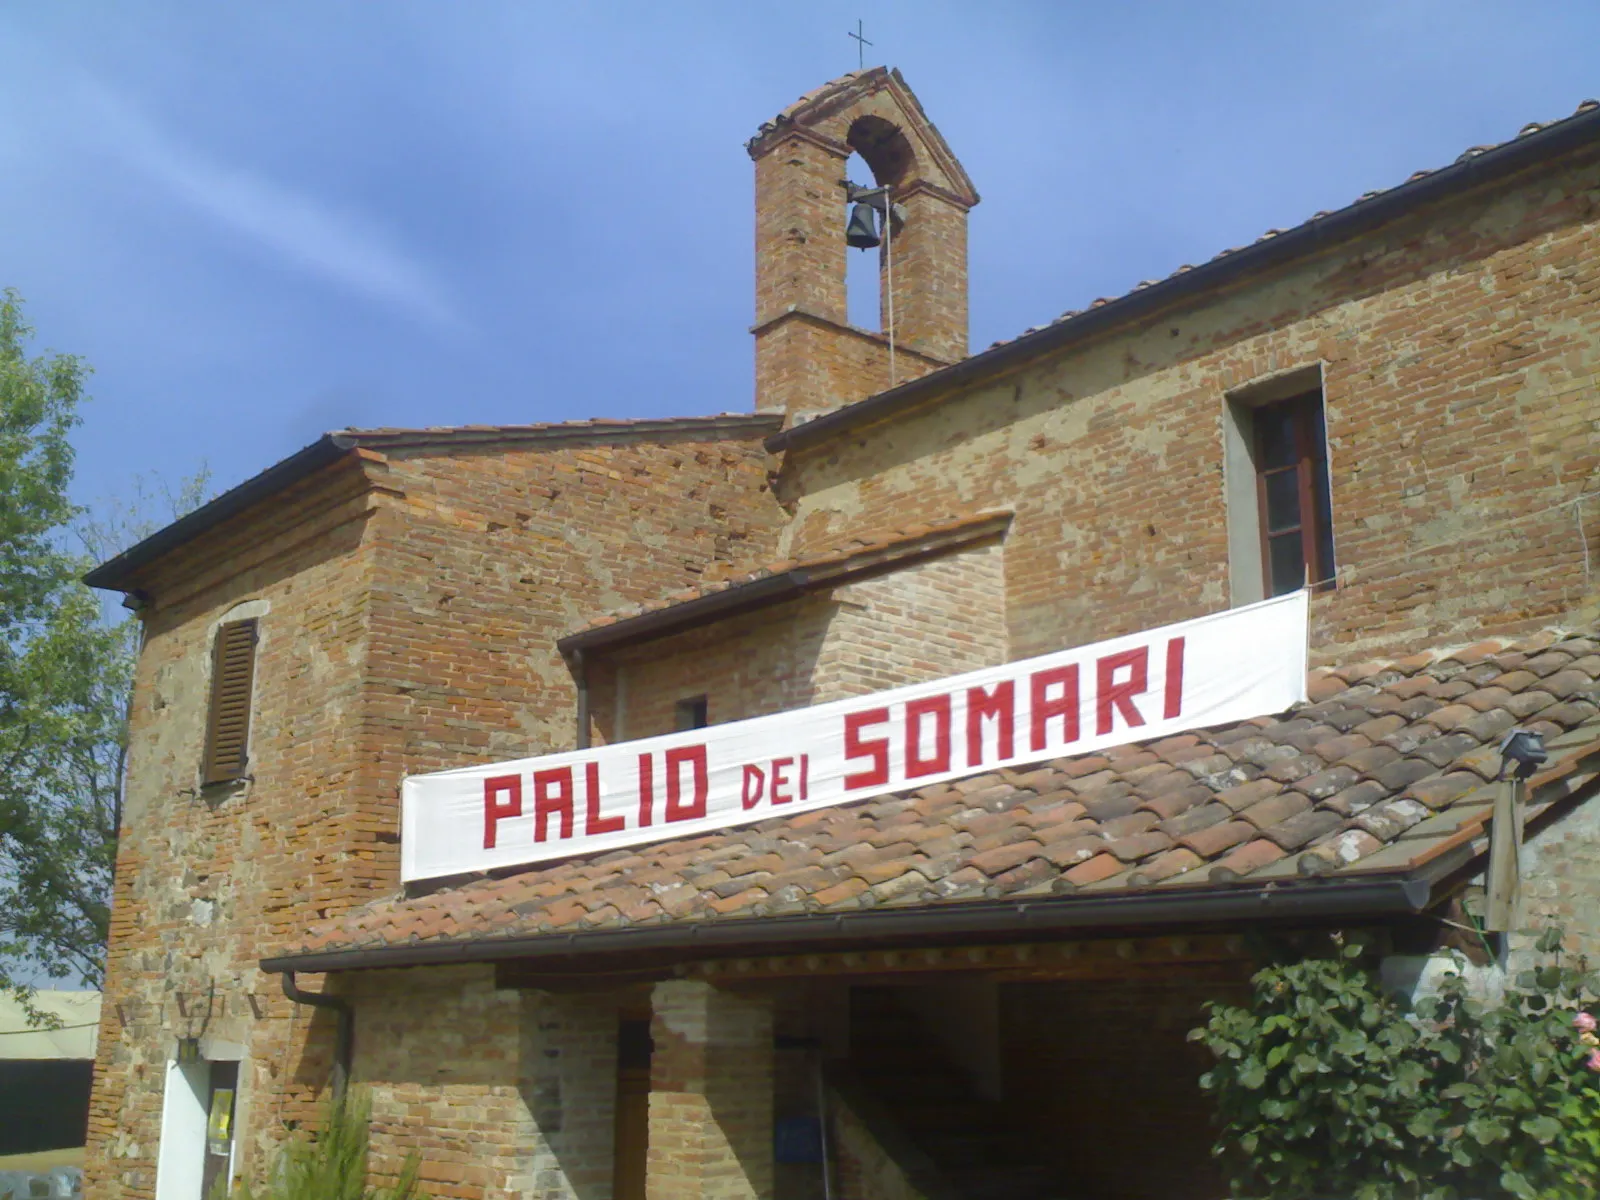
[280,971,352,1097]
[574,648,591,750]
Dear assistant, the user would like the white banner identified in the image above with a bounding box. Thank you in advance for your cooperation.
[401,591,1309,882]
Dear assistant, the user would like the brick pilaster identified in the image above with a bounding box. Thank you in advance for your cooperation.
[886,187,970,362]
[647,980,774,1200]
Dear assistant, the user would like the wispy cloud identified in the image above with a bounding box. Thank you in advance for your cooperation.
[78,77,465,335]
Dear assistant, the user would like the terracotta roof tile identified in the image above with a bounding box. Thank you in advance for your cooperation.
[335,412,782,449]
[282,629,1600,963]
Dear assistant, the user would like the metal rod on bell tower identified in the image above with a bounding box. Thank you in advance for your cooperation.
[886,194,896,387]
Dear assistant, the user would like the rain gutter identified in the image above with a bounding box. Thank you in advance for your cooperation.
[260,865,1452,977]
[84,435,356,592]
[279,970,353,1096]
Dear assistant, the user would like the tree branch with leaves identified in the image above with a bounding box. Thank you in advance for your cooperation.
[0,288,208,1002]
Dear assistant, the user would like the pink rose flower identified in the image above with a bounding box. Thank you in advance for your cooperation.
[1576,1011,1597,1034]
[1586,1050,1600,1073]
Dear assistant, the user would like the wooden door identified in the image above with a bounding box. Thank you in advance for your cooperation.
[613,1019,653,1200]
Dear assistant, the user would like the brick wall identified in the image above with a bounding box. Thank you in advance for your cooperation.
[888,187,969,364]
[776,150,1600,665]
[753,313,949,424]
[647,981,774,1200]
[85,429,784,1200]
[346,965,621,1200]
[587,540,1006,741]
[1512,797,1600,971]
[85,455,382,1198]
[829,1100,924,1200]
[359,434,782,779]
[810,541,1006,700]
[588,596,838,743]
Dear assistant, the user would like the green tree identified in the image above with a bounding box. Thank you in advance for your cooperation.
[0,289,206,1000]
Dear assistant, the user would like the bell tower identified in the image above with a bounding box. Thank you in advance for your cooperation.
[747,68,979,421]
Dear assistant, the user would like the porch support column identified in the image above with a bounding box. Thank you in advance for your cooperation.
[647,979,774,1200]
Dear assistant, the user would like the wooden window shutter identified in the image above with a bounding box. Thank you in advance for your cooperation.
[203,619,258,784]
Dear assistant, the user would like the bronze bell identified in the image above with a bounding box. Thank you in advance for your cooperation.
[845,202,881,249]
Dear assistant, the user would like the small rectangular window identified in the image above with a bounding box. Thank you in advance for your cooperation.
[1253,391,1335,596]
[202,619,258,784]
[674,696,709,731]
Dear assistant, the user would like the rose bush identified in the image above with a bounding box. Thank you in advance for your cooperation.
[1190,926,1600,1199]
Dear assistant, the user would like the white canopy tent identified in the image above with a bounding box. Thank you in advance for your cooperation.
[0,992,99,1061]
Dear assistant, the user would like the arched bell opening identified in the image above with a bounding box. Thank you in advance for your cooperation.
[844,151,882,331]
[842,118,915,335]
[847,115,916,188]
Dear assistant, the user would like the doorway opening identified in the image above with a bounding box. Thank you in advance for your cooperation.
[612,1017,653,1200]
[154,1056,239,1200]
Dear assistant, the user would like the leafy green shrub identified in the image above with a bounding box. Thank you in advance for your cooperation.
[231,1089,425,1200]
[1190,928,1600,1199]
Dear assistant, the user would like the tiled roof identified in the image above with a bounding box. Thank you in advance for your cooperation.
[771,68,867,122]
[335,413,782,450]
[996,100,1600,348]
[560,511,1011,648]
[85,414,783,591]
[276,629,1600,968]
[747,67,980,206]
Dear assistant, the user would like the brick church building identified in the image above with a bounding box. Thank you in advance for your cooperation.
[82,68,1600,1200]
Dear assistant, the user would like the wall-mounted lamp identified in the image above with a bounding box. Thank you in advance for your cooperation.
[1500,728,1548,779]
[1487,727,1548,933]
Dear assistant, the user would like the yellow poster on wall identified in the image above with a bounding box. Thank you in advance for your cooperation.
[207,1088,235,1157]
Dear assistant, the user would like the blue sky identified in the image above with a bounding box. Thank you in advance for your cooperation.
[2,2,1598,523]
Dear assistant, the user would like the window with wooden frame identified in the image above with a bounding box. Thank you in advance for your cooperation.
[1253,391,1335,596]
[202,619,259,784]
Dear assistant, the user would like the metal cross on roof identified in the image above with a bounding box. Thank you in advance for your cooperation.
[848,20,872,70]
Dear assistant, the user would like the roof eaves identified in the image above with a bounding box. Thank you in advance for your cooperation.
[766,100,1600,456]
[84,414,785,594]
[260,869,1438,976]
[83,434,357,592]
[344,413,783,452]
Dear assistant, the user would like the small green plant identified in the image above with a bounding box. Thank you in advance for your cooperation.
[231,1088,425,1200]
[1190,927,1600,1199]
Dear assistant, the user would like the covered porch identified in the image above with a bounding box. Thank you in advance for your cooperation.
[261,634,1600,1198]
[317,932,1263,1200]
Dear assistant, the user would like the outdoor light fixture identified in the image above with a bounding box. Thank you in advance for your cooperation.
[1499,728,1548,779]
[177,1036,202,1064]
[1487,727,1548,933]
